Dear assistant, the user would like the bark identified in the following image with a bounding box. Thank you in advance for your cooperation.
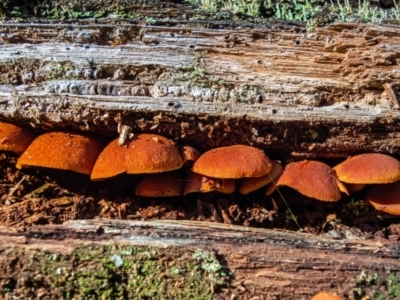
[0,219,399,299]
[0,20,400,158]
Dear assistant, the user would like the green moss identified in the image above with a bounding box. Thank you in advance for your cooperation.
[0,245,229,299]
[41,0,141,20]
[350,270,400,299]
[0,0,141,20]
[341,199,373,217]
[185,0,324,19]
[44,62,77,81]
[30,183,59,197]
[387,272,400,298]
[187,0,400,27]
[193,249,228,286]
[0,59,79,85]
[2,0,400,26]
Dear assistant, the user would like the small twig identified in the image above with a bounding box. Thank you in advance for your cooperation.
[118,125,132,146]
[9,176,26,196]
[217,202,233,224]
[267,172,302,231]
[196,198,205,220]
[206,202,221,222]
[239,121,302,231]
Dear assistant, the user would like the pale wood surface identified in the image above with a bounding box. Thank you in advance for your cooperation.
[1,21,400,157]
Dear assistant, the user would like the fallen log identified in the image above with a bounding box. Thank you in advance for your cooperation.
[0,219,399,299]
[1,21,400,158]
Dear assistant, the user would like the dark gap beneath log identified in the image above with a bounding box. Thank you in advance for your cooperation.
[4,111,400,161]
[1,151,400,241]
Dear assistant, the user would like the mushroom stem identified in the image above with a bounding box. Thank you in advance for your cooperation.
[345,183,365,193]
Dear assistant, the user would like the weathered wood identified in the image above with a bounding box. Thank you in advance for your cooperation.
[1,3,400,297]
[0,219,399,299]
[1,21,400,157]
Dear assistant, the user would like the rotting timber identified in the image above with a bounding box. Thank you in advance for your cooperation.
[1,21,400,158]
[1,219,400,299]
[2,9,400,299]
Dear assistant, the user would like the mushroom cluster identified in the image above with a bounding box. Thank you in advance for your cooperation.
[270,160,347,202]
[2,121,400,216]
[187,144,275,195]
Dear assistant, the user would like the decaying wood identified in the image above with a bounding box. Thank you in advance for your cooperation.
[1,21,400,157]
[0,219,399,299]
[1,5,400,298]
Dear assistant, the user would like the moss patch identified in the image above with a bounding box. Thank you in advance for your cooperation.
[2,0,400,26]
[0,59,78,85]
[0,0,141,20]
[350,270,400,300]
[0,244,229,299]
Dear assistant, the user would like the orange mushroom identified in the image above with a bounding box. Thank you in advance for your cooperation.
[91,134,183,180]
[334,153,400,192]
[365,181,400,215]
[273,160,346,202]
[239,160,283,194]
[184,172,235,195]
[16,132,104,175]
[180,145,201,165]
[135,171,184,197]
[88,137,127,180]
[0,121,35,154]
[311,292,344,300]
[193,145,272,179]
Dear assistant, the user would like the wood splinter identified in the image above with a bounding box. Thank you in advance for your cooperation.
[383,83,400,110]
[118,125,132,146]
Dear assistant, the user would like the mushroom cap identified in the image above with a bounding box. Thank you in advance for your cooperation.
[275,160,342,202]
[90,138,127,180]
[0,122,35,154]
[184,172,235,194]
[334,153,400,184]
[239,160,283,194]
[366,181,400,215]
[125,134,183,174]
[91,134,183,180]
[16,132,104,175]
[311,292,344,300]
[192,145,272,179]
[135,171,184,197]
